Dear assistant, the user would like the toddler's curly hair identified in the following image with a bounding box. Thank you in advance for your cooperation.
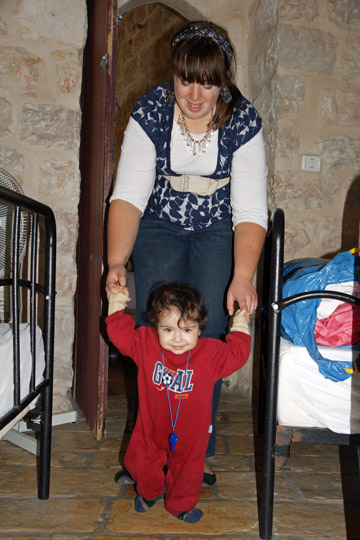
[146,282,207,332]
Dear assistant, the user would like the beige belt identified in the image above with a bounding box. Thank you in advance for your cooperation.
[164,174,230,196]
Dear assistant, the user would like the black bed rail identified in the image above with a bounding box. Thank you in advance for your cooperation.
[0,184,56,500]
[259,208,360,540]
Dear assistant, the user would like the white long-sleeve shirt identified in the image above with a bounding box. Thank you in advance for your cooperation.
[111,116,268,231]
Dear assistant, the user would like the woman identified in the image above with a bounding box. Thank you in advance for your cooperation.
[106,21,268,484]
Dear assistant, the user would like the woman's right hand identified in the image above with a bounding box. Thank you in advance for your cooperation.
[105,262,127,299]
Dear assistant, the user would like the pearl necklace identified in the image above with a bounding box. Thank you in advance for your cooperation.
[178,112,215,156]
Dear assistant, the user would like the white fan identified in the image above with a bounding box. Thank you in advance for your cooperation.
[0,168,29,319]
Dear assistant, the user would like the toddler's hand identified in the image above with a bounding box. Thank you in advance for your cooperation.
[229,309,250,335]
[108,285,130,316]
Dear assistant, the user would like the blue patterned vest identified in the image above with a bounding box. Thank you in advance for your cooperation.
[131,82,262,231]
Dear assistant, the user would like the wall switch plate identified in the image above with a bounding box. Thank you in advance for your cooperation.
[301,155,321,172]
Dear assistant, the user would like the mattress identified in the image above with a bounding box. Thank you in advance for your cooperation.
[0,323,45,420]
[277,337,360,434]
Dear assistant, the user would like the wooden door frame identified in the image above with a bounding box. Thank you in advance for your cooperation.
[74,0,117,439]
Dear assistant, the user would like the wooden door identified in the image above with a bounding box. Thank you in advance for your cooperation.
[74,0,117,439]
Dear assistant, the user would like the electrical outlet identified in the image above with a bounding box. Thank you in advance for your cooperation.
[301,155,321,172]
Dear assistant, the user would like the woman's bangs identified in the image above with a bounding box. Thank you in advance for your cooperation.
[174,44,224,87]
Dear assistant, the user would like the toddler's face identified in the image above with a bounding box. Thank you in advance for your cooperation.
[157,308,200,355]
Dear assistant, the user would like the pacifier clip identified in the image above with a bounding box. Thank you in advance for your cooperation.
[162,349,191,451]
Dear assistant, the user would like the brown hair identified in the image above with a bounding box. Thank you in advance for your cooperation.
[171,21,243,128]
[146,282,207,332]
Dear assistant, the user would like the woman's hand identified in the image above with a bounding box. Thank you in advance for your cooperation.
[226,275,258,316]
[228,222,266,316]
[105,262,127,299]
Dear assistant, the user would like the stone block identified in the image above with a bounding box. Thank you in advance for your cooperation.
[318,216,342,250]
[0,17,7,34]
[274,76,305,118]
[0,97,13,136]
[328,0,360,29]
[272,171,339,212]
[0,47,42,90]
[0,146,24,181]
[55,256,77,297]
[284,221,313,256]
[52,51,82,95]
[20,103,80,150]
[54,210,78,253]
[277,25,337,74]
[279,0,317,21]
[39,159,80,208]
[342,35,360,85]
[321,135,360,169]
[275,128,299,164]
[14,0,87,48]
[321,89,360,127]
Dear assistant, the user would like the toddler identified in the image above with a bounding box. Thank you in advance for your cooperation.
[106,281,251,523]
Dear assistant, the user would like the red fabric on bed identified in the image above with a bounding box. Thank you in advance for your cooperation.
[314,302,360,346]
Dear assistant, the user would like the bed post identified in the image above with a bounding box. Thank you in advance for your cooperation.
[38,208,56,499]
[259,208,284,540]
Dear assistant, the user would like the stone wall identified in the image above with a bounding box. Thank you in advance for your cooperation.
[249,0,360,261]
[0,0,87,412]
[1,0,358,411]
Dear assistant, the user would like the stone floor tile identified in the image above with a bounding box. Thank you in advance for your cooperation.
[51,450,93,468]
[91,450,122,469]
[216,471,257,499]
[0,536,42,540]
[226,436,255,454]
[0,467,38,495]
[49,467,121,496]
[283,455,341,473]
[273,501,347,537]
[294,471,344,500]
[218,394,252,411]
[218,411,255,423]
[0,497,105,533]
[272,472,302,501]
[52,537,156,540]
[108,499,258,534]
[53,431,122,452]
[212,436,225,454]
[207,454,252,471]
[52,431,104,451]
[217,422,256,436]
[0,441,37,466]
[163,537,252,540]
[52,416,89,432]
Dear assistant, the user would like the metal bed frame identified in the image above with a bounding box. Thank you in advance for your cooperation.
[258,208,360,539]
[0,184,56,500]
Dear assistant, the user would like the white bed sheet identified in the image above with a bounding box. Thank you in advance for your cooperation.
[277,337,360,434]
[0,323,45,420]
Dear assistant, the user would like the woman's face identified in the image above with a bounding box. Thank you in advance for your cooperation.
[174,75,221,122]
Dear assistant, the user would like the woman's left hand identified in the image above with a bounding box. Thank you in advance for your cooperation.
[226,275,258,316]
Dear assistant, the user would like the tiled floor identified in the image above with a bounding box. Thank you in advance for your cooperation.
[0,358,359,540]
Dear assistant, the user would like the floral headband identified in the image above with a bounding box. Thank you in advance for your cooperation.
[171,26,233,66]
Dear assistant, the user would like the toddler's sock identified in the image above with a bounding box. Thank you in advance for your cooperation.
[135,494,163,513]
[175,508,203,523]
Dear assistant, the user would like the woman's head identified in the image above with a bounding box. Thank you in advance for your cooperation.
[171,21,242,126]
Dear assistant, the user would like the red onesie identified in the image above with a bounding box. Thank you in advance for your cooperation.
[106,310,250,516]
